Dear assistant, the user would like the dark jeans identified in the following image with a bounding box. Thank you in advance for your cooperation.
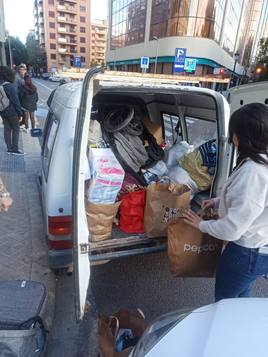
[2,117,20,151]
[215,241,268,301]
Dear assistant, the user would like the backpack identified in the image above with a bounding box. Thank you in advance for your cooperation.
[0,82,10,112]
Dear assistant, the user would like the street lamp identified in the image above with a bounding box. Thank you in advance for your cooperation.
[152,36,159,74]
[231,51,240,87]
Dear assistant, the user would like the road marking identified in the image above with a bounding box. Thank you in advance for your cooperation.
[32,79,53,92]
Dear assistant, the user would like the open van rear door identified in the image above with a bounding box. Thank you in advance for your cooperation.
[72,68,103,320]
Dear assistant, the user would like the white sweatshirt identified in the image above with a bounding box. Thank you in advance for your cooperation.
[199,158,268,248]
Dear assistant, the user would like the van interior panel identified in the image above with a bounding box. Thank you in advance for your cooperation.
[86,87,219,260]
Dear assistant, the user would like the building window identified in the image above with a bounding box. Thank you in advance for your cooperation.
[81,56,86,62]
[50,33,56,39]
[149,0,227,44]
[80,47,86,53]
[80,16,86,23]
[80,27,86,33]
[49,11,55,18]
[51,54,56,59]
[48,0,54,4]
[49,22,55,29]
[110,0,147,49]
[50,43,56,49]
[80,5,86,12]
[80,37,86,43]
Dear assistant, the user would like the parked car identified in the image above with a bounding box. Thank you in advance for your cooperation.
[130,298,268,357]
[41,73,51,80]
[36,69,268,320]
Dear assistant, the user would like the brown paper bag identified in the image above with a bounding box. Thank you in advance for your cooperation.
[98,309,147,357]
[168,219,223,277]
[85,201,121,242]
[144,183,190,238]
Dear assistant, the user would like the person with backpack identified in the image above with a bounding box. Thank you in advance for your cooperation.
[0,66,24,155]
[19,75,38,132]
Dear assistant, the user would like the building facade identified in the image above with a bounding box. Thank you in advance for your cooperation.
[90,20,107,65]
[107,0,268,76]
[34,0,91,71]
[0,0,7,66]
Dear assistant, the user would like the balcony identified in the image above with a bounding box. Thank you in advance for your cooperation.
[58,27,66,32]
[58,38,67,43]
[58,27,76,35]
[57,16,77,24]
[59,48,67,53]
[57,5,76,13]
[64,0,77,3]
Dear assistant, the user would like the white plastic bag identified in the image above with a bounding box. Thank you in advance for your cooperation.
[165,141,194,169]
[87,148,125,204]
[168,165,199,195]
[88,120,103,146]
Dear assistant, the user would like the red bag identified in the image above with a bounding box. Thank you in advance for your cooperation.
[118,190,146,234]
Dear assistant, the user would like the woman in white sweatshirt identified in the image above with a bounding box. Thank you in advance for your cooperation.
[184,103,268,301]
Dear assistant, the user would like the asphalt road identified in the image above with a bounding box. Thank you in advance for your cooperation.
[34,79,268,357]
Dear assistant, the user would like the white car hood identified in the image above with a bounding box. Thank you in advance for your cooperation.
[146,298,268,357]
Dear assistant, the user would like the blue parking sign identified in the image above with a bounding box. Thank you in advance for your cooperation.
[173,48,187,73]
[73,56,81,68]
[140,57,150,69]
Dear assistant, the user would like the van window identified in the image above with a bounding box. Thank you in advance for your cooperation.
[42,114,59,180]
[162,113,182,145]
[185,116,217,147]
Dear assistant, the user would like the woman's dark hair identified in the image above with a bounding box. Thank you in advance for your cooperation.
[229,103,268,166]
[0,66,15,83]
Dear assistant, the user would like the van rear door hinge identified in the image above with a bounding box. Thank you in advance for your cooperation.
[80,243,90,254]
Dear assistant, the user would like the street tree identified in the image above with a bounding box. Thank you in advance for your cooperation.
[5,37,28,67]
[25,32,47,72]
[256,37,268,80]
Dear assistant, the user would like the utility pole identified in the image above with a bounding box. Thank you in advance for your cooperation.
[152,36,159,74]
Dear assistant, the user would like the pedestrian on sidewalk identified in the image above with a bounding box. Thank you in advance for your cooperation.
[0,66,24,155]
[0,177,12,212]
[183,103,268,301]
[19,75,38,131]
[14,63,27,92]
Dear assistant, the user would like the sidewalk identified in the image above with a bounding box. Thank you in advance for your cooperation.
[0,124,55,329]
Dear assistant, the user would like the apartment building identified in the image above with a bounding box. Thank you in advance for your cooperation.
[90,20,107,65]
[0,0,7,66]
[34,0,91,71]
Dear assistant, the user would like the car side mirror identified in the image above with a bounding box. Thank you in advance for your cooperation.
[31,128,43,137]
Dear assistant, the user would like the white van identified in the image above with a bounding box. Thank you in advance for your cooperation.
[67,69,235,320]
[227,81,268,113]
[39,74,268,322]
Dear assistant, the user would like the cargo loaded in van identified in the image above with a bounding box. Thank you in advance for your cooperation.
[72,69,233,320]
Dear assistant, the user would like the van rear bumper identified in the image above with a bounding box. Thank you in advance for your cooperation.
[48,249,73,269]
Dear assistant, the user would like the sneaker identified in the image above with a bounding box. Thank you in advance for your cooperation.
[7,150,13,154]
[11,150,25,156]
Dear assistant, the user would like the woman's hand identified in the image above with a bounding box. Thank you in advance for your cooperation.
[0,197,13,212]
[183,210,202,229]
[202,199,215,211]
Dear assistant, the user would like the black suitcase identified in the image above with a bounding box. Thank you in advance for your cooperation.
[0,280,47,357]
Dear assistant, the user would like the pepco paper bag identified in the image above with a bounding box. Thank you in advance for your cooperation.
[144,183,190,238]
[168,219,223,277]
[85,201,121,242]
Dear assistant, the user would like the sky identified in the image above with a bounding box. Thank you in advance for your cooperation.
[3,0,108,43]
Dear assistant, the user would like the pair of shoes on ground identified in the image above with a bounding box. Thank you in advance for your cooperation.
[7,150,25,156]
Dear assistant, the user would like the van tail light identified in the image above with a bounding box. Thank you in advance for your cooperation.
[48,215,73,236]
[48,239,73,250]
